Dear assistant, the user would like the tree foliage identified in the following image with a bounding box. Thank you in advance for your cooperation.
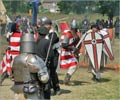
[3,0,30,14]
[57,0,119,18]
[2,0,119,19]
[57,1,97,14]
[98,1,119,19]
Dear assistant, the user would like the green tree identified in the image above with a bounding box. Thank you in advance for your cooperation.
[98,1,119,19]
[57,1,98,14]
[3,0,30,14]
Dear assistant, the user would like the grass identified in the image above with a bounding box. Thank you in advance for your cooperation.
[0,68,119,100]
[50,68,120,100]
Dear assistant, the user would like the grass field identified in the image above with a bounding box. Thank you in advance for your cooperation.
[0,13,120,100]
[0,67,119,100]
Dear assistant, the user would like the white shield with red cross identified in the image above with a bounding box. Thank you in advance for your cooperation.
[84,32,103,72]
[101,31,114,60]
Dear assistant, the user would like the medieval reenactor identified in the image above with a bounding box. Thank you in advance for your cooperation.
[11,33,49,100]
[70,19,83,58]
[97,22,108,71]
[98,22,114,72]
[0,23,22,85]
[59,22,78,85]
[84,24,102,82]
[36,26,54,99]
[70,19,82,45]
[41,17,61,95]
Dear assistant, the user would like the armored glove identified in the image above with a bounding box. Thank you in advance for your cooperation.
[72,47,79,54]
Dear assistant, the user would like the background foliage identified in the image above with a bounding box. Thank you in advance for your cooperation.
[2,0,119,19]
[57,0,119,19]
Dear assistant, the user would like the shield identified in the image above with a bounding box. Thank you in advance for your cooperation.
[102,33,114,60]
[59,22,70,33]
[84,32,103,72]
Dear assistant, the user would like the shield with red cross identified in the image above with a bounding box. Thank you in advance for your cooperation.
[102,32,114,60]
[84,32,103,72]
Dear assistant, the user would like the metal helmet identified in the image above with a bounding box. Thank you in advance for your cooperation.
[71,19,78,29]
[41,16,48,25]
[20,33,36,53]
[41,16,52,25]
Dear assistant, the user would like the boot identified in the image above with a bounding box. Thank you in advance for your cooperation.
[92,74,100,83]
[0,72,8,86]
[64,73,71,85]
[54,84,61,95]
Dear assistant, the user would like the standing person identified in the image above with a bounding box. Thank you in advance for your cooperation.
[6,15,13,41]
[0,11,7,36]
[89,24,102,82]
[11,33,49,100]
[81,16,89,34]
[59,22,78,85]
[9,23,22,60]
[0,23,22,85]
[36,26,54,100]
[106,17,113,41]
[97,22,108,71]
[29,0,41,26]
[70,19,82,46]
[70,19,83,57]
[114,17,120,39]
[48,25,61,95]
[41,17,61,95]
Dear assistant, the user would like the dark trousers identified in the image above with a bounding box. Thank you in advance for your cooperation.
[115,32,119,38]
[31,2,39,25]
[7,22,13,32]
[1,23,6,35]
[50,54,60,92]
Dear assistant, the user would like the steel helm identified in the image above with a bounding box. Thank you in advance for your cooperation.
[41,16,52,25]
[37,26,49,35]
[41,16,48,25]
[20,33,36,53]
[71,19,78,29]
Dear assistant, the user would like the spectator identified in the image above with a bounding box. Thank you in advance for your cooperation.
[81,16,90,34]
[29,0,41,26]
[114,17,120,38]
[0,11,7,36]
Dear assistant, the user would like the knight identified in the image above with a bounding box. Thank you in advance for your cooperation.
[11,33,49,100]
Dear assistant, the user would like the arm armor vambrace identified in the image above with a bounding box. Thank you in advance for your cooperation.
[61,36,75,51]
[26,54,49,83]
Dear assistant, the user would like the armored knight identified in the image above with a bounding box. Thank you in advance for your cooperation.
[11,33,49,100]
[59,22,78,85]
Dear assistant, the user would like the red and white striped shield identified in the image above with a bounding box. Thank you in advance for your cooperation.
[84,32,103,72]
